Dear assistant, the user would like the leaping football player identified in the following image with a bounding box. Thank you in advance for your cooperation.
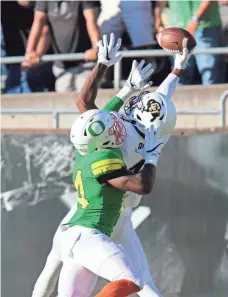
[31,33,194,297]
[58,108,167,297]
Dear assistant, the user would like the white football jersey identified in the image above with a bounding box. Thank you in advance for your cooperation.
[119,116,145,208]
[119,117,144,168]
[118,72,179,170]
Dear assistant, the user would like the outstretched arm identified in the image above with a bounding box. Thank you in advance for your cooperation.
[106,164,157,195]
[76,63,108,112]
[156,38,195,98]
[76,33,122,112]
[99,128,169,195]
[76,33,154,113]
[103,59,154,112]
[155,72,180,98]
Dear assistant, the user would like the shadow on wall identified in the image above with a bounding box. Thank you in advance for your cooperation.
[1,199,68,297]
[1,134,75,297]
[139,134,228,297]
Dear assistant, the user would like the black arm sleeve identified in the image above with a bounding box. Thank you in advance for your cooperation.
[97,160,146,184]
[97,167,131,184]
[129,160,145,173]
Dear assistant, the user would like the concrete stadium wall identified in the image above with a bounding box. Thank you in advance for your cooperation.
[1,84,228,129]
[1,130,228,297]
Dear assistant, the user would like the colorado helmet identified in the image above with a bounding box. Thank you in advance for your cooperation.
[70,109,127,155]
[123,91,176,137]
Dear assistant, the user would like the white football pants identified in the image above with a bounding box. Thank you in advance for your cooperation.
[58,225,142,297]
[31,205,161,297]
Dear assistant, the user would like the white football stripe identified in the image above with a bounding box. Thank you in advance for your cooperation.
[157,32,162,46]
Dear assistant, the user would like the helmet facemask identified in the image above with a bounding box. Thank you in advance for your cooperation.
[123,91,150,134]
[124,91,150,118]
[123,91,176,137]
[108,113,127,146]
[71,110,127,154]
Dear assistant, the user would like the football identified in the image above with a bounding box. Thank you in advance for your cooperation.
[156,27,197,53]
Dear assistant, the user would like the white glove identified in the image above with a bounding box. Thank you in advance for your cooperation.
[174,38,195,69]
[136,127,170,167]
[97,33,122,67]
[117,60,154,100]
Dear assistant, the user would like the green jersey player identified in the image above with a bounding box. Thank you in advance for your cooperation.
[31,32,188,297]
[68,148,126,237]
[58,107,163,297]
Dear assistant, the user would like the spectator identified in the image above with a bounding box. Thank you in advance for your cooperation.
[1,1,34,93]
[24,1,101,92]
[1,0,54,93]
[98,0,156,49]
[1,25,7,92]
[219,0,228,80]
[219,0,228,5]
[219,0,228,45]
[97,1,170,87]
[155,0,226,86]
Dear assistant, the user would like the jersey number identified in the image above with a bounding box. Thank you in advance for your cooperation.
[75,170,89,208]
[138,142,144,149]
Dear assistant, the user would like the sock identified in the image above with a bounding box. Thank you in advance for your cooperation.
[95,279,140,297]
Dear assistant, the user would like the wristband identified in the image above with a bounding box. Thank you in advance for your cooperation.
[116,85,132,101]
[145,152,160,167]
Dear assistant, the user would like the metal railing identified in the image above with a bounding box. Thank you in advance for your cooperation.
[1,90,228,128]
[1,47,228,64]
[1,47,228,89]
[1,48,228,127]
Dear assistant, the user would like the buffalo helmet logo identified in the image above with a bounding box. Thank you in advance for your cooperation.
[146,99,161,116]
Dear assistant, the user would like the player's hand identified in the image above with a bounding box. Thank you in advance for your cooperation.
[116,60,153,100]
[174,38,195,70]
[136,127,170,166]
[97,33,122,67]
[126,60,154,92]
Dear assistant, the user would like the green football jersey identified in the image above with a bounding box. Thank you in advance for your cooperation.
[68,148,126,237]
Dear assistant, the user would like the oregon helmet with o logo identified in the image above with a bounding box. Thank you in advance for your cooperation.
[123,92,176,137]
[70,109,127,155]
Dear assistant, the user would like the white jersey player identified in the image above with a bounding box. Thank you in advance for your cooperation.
[31,33,193,297]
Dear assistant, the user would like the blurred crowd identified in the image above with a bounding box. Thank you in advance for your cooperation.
[1,0,228,94]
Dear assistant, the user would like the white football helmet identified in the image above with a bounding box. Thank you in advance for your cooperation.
[123,91,176,137]
[70,109,127,155]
